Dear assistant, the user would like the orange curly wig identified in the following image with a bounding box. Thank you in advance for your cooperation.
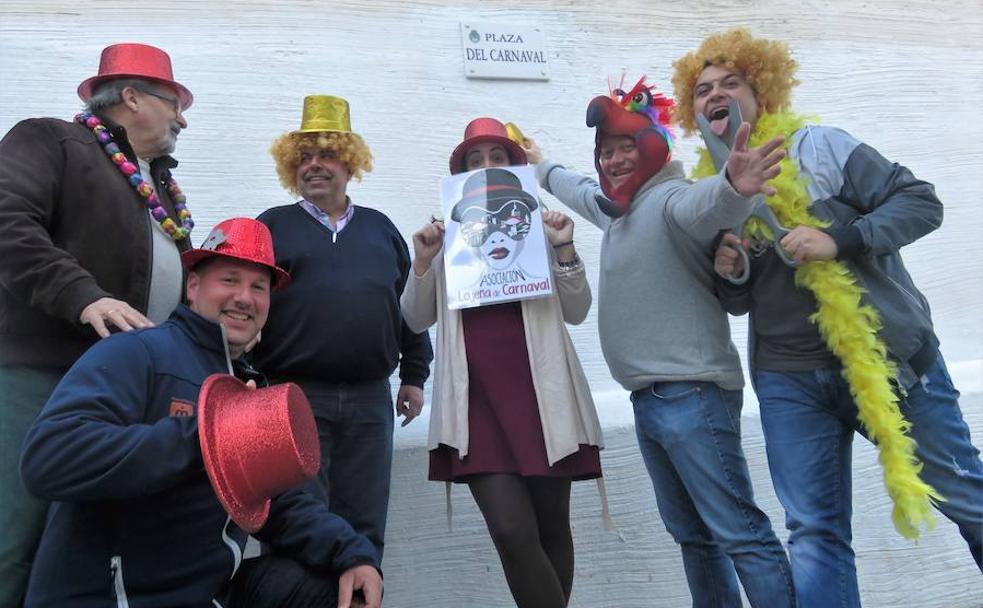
[270,131,373,196]
[671,28,800,134]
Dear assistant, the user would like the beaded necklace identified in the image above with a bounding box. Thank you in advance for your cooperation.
[75,112,193,240]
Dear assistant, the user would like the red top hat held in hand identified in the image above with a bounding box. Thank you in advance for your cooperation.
[198,375,320,533]
[78,43,193,110]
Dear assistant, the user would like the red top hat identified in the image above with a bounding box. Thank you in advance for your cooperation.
[198,375,320,533]
[181,218,292,291]
[78,43,193,110]
[448,117,527,175]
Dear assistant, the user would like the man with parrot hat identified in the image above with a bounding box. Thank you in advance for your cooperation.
[523,77,795,606]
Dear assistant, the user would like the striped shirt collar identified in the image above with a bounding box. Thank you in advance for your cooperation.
[299,198,355,234]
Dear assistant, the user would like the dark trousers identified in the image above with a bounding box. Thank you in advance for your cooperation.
[226,556,339,607]
[297,378,394,562]
[0,365,65,607]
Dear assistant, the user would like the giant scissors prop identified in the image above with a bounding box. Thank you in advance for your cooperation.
[697,100,798,285]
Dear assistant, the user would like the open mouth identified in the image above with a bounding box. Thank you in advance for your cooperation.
[709,106,730,137]
[608,167,634,185]
[223,310,251,323]
[489,247,510,260]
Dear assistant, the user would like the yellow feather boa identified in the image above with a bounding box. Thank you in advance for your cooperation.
[693,112,942,539]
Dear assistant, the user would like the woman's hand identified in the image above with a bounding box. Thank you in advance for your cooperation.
[411,219,445,277]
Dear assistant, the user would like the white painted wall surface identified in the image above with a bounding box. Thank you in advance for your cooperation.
[2,1,981,605]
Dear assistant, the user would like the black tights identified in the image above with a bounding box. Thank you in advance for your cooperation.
[468,474,574,608]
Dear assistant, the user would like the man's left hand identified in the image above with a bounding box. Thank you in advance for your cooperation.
[337,564,383,608]
[395,384,424,427]
[724,122,785,198]
[780,226,838,263]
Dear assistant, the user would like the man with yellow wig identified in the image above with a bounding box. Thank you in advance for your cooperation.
[674,28,982,606]
[253,95,433,561]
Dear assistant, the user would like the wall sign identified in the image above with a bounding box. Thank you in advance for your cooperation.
[460,21,549,81]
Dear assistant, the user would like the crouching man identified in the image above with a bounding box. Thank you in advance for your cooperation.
[20,218,382,608]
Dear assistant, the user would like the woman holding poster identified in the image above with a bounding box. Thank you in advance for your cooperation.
[401,117,604,608]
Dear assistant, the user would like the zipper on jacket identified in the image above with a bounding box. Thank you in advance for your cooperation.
[110,555,130,608]
[221,516,244,577]
[885,273,926,313]
[142,201,154,312]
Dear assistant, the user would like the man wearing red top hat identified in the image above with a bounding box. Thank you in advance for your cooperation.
[20,218,383,607]
[0,42,195,604]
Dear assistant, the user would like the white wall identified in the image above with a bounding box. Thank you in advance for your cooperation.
[3,1,981,605]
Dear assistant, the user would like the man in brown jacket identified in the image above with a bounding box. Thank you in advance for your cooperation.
[0,42,193,605]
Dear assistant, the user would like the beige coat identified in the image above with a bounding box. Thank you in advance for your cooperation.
[401,252,604,465]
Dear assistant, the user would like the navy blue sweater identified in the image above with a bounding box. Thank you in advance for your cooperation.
[253,203,432,386]
[20,305,379,607]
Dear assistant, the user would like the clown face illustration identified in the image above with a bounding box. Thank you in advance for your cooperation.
[457,198,533,270]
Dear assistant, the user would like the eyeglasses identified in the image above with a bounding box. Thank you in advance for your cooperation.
[141,89,181,113]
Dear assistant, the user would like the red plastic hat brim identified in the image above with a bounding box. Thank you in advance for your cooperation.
[181,249,292,292]
[78,75,193,111]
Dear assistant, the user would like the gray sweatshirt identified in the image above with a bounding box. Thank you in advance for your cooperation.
[537,160,753,391]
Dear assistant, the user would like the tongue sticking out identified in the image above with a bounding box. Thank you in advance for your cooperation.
[710,114,729,137]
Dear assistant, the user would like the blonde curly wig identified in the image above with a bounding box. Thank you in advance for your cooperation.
[270,131,374,196]
[671,28,799,134]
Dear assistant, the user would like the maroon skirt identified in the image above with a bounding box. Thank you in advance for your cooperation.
[429,301,601,483]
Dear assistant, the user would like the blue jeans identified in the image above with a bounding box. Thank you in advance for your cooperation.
[755,355,983,608]
[632,381,795,608]
[0,365,64,607]
[297,378,394,563]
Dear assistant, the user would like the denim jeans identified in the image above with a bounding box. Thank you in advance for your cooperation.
[296,378,394,563]
[632,381,795,608]
[755,355,983,608]
[0,365,64,607]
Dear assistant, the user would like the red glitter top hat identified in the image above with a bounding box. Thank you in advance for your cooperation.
[78,43,193,110]
[448,117,527,175]
[198,375,320,533]
[181,218,291,291]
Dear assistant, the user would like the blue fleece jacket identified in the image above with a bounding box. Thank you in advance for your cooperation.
[20,304,379,607]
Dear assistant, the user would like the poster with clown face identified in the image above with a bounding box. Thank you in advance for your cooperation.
[441,165,553,310]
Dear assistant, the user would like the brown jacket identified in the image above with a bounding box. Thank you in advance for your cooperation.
[0,117,190,367]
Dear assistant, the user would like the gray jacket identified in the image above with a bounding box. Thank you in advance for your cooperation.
[538,160,753,392]
[717,124,943,389]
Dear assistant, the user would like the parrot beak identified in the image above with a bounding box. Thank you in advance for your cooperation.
[586,96,614,129]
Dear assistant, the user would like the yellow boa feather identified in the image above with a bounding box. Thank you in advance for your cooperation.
[693,112,942,539]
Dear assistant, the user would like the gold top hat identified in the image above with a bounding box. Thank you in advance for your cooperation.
[294,95,352,134]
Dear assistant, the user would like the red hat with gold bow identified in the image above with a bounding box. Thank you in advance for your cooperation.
[449,117,527,175]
